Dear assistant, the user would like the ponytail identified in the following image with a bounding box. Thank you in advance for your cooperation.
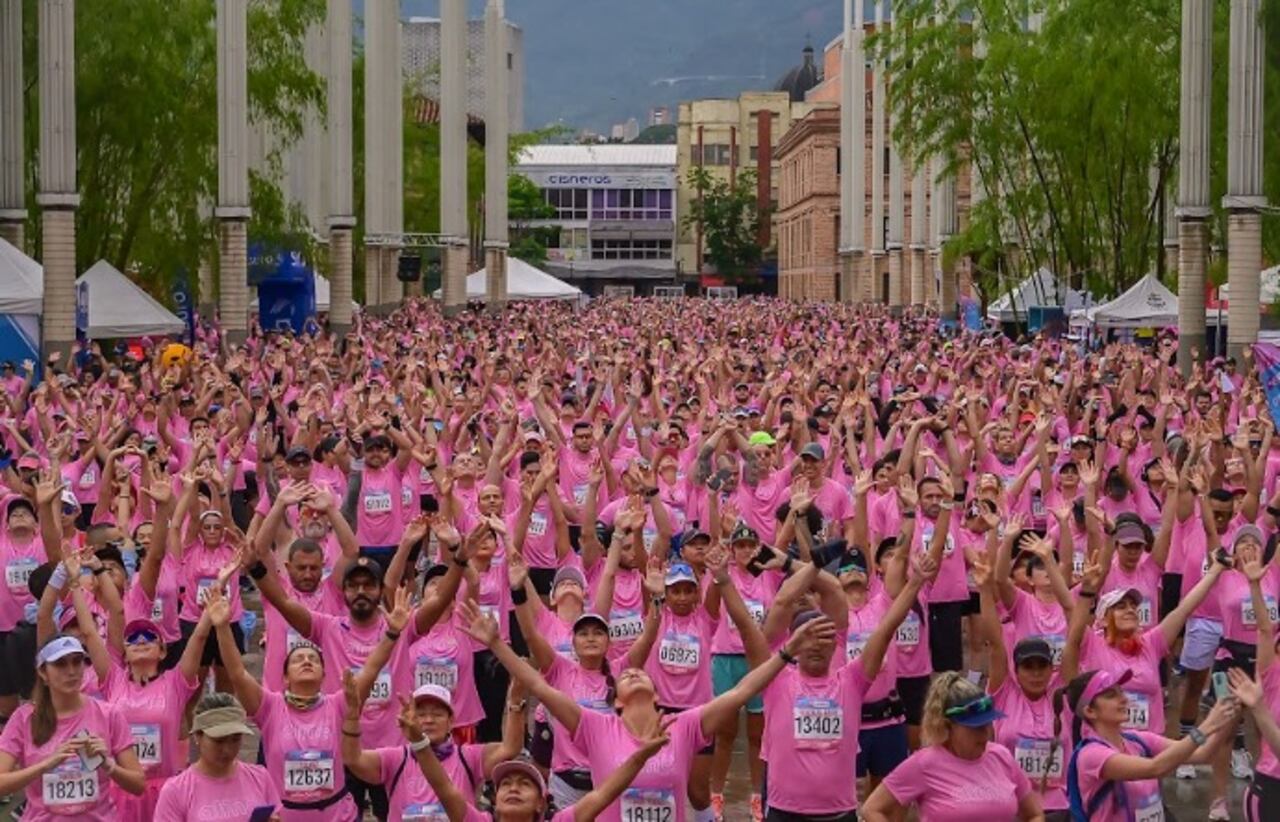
[921,671,983,746]
[599,656,618,711]
[31,676,56,747]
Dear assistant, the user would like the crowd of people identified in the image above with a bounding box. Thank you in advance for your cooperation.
[0,296,1275,822]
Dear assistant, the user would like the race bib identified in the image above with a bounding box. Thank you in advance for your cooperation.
[414,656,459,691]
[285,627,313,654]
[355,666,391,705]
[1134,791,1165,822]
[573,483,588,505]
[401,485,414,508]
[5,557,36,593]
[1135,598,1153,627]
[1123,691,1150,730]
[363,490,392,513]
[1073,553,1085,577]
[283,750,335,797]
[1014,737,1063,782]
[621,787,676,822]
[895,612,921,647]
[743,599,766,626]
[923,526,955,556]
[403,803,450,822]
[846,631,869,662]
[792,695,843,749]
[78,467,97,488]
[42,759,97,808]
[642,528,657,552]
[576,696,613,714]
[131,723,161,766]
[657,632,701,673]
[149,597,165,623]
[1241,595,1280,627]
[609,609,644,641]
[195,577,229,607]
[528,513,548,537]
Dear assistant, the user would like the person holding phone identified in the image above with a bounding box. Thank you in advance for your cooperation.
[152,692,281,822]
[0,634,146,818]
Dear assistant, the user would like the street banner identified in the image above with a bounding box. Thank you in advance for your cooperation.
[1253,343,1280,423]
[171,270,196,344]
[75,280,89,340]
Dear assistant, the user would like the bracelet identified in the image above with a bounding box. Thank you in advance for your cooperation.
[410,736,432,752]
[778,649,797,665]
[651,596,666,610]
[247,561,268,581]
[385,629,401,642]
[952,492,965,503]
[902,509,917,519]
[507,700,527,713]
[511,586,529,605]
[1079,590,1097,599]
[453,555,468,568]
[342,728,361,738]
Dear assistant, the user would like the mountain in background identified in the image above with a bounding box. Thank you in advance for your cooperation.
[355,0,841,133]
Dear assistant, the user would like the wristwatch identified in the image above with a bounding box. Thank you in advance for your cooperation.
[1187,727,1208,746]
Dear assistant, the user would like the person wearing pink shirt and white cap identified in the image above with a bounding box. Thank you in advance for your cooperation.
[1053,668,1238,822]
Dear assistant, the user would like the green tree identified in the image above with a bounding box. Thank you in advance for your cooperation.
[20,0,325,298]
[507,173,555,266]
[683,166,764,282]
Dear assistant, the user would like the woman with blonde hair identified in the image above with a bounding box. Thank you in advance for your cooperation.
[862,671,1046,821]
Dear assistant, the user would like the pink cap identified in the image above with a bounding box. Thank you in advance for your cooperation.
[1076,668,1134,715]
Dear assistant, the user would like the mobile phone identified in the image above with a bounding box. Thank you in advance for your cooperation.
[249,806,277,822]
[706,468,731,492]
[746,545,774,577]
[1211,671,1231,702]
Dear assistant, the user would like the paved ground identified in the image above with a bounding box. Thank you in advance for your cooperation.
[0,589,1253,819]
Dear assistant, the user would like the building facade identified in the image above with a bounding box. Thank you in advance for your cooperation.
[516,144,679,296]
[403,16,525,132]
[776,108,841,300]
[675,91,824,280]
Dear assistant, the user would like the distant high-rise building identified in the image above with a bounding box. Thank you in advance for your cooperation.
[403,16,525,132]
[649,107,670,126]
[610,123,626,142]
[623,118,641,142]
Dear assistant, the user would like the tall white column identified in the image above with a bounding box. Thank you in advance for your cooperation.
[326,0,355,333]
[216,0,251,345]
[38,0,79,359]
[484,0,509,311]
[936,167,957,318]
[838,0,855,303]
[869,0,886,303]
[886,5,904,308]
[441,0,469,315]
[0,0,25,249]
[841,0,867,303]
[364,0,402,312]
[1177,1,1213,369]
[1225,0,1266,359]
[909,160,927,306]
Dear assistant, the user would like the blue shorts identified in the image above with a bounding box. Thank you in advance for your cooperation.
[1179,617,1223,672]
[712,653,764,714]
[856,723,909,778]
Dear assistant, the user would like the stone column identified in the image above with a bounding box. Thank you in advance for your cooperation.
[38,0,79,359]
[840,0,867,304]
[484,0,509,311]
[441,0,469,315]
[0,0,25,249]
[1225,0,1266,359]
[364,0,402,313]
[326,0,355,334]
[215,0,251,345]
[910,157,927,306]
[1177,0,1212,369]
[886,7,904,309]
[936,167,957,318]
[868,1,886,303]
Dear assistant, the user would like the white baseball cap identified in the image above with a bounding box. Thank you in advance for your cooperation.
[412,683,453,713]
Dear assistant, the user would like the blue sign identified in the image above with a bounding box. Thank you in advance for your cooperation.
[171,270,196,344]
[961,298,982,331]
[1254,344,1280,425]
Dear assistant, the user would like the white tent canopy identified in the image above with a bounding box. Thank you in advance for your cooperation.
[78,261,185,338]
[1071,274,1178,329]
[986,267,1088,322]
[0,239,44,315]
[434,258,583,301]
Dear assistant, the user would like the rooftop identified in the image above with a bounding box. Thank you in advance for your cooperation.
[517,144,678,168]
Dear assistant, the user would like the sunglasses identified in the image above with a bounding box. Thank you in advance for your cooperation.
[125,630,160,646]
[944,694,995,719]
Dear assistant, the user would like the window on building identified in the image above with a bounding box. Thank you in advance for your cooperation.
[749,146,758,162]
[591,189,673,221]
[691,144,731,166]
[552,227,588,250]
[590,238,674,261]
[543,188,588,220]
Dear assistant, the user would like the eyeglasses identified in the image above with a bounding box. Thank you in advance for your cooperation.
[125,630,159,646]
[944,694,995,719]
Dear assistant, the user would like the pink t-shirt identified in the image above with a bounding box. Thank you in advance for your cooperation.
[178,540,244,622]
[376,743,486,820]
[307,611,401,747]
[914,515,968,603]
[101,665,199,779]
[254,689,357,821]
[0,530,47,631]
[123,555,181,644]
[394,618,485,729]
[153,761,280,822]
[354,464,405,547]
[991,678,1069,811]
[1102,554,1162,630]
[883,742,1032,821]
[759,660,873,815]
[0,698,134,821]
[261,573,346,692]
[1256,664,1280,779]
[1216,567,1280,645]
[543,653,611,774]
[643,607,716,709]
[1002,589,1068,670]
[732,468,790,545]
[584,562,646,664]
[1078,627,1169,733]
[572,706,709,822]
[892,601,932,679]
[709,566,777,655]
[843,592,900,729]
[1073,730,1171,822]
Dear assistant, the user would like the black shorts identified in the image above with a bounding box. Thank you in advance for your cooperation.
[896,674,931,726]
[0,624,37,698]
[1213,639,1257,679]
[531,718,554,768]
[928,600,966,673]
[161,634,185,671]
[1161,573,1183,623]
[180,619,245,668]
[1246,771,1280,822]
[658,704,714,754]
[765,809,858,822]
[962,590,982,616]
[528,567,556,598]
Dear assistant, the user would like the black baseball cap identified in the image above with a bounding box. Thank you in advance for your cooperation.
[1013,637,1054,666]
[342,557,383,585]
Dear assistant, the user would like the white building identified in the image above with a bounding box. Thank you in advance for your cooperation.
[516,144,679,295]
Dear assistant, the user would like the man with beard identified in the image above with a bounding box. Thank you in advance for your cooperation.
[245,444,333,545]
